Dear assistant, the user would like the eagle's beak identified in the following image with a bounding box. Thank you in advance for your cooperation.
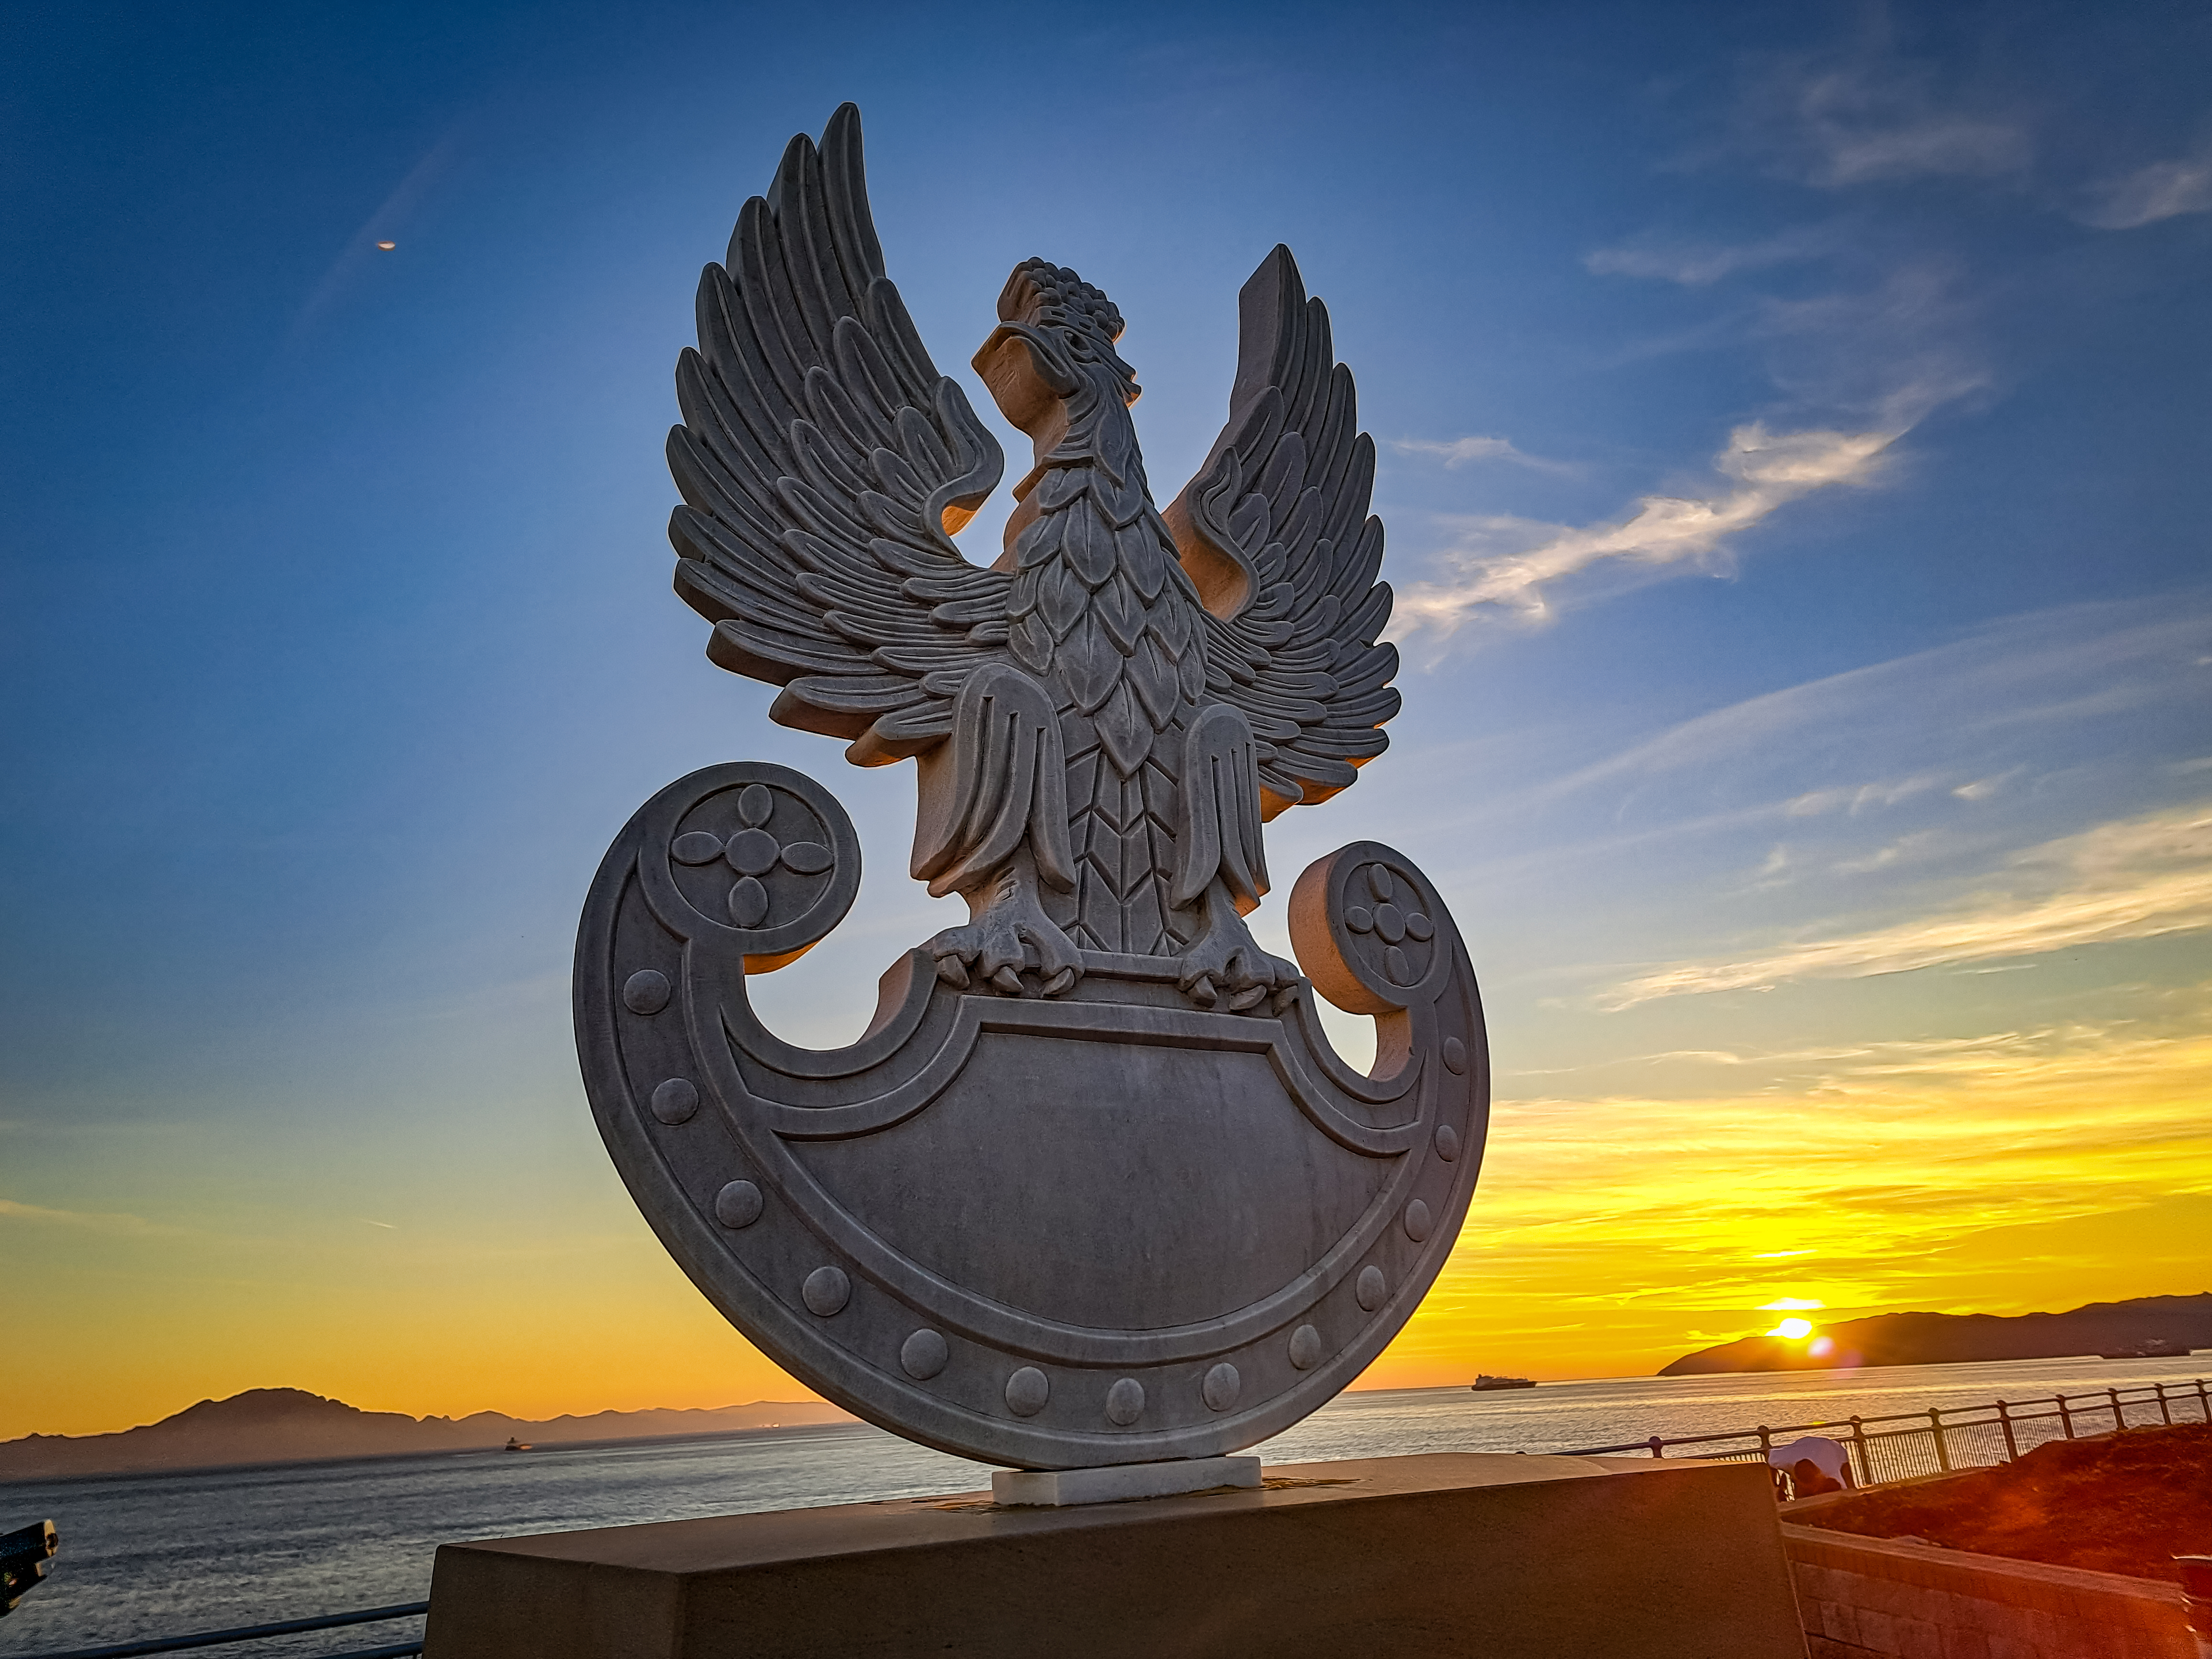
[973,322,1077,436]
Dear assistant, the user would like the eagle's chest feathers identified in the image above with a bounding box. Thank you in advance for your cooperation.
[1001,428,1211,954]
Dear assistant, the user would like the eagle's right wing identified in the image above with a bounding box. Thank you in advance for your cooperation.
[668,103,1011,765]
[1163,247,1401,820]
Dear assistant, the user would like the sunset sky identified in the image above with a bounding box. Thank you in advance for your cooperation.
[5,0,2209,1439]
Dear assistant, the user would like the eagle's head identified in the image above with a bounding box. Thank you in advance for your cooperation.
[973,260,1139,450]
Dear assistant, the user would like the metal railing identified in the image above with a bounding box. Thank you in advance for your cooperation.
[19,1601,427,1659]
[1556,1376,2212,1492]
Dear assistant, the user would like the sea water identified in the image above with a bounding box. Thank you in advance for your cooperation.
[3,1353,2205,1657]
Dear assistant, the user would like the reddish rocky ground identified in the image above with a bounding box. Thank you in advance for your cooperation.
[1798,1422,2212,1583]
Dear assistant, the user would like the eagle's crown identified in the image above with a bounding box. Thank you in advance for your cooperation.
[995,258,1138,399]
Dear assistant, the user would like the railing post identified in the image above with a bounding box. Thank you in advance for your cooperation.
[1930,1407,1951,1472]
[1649,1435,1664,1460]
[1850,1416,1867,1486]
[2157,1382,2174,1425]
[2058,1392,2074,1439]
[1996,1399,2018,1462]
[2110,1386,2125,1431]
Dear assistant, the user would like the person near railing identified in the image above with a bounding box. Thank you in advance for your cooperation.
[1768,1437,1852,1499]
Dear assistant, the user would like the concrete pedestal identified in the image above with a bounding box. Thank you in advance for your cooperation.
[423,1451,1808,1659]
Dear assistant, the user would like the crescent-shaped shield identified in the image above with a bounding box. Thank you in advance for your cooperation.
[576,761,1489,1470]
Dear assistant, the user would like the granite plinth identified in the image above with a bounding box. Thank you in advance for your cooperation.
[423,1451,1809,1659]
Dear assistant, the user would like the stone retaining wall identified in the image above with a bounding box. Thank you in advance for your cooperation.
[1781,1522,2195,1659]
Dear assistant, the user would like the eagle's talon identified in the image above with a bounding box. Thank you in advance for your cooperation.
[1177,878,1302,1014]
[926,867,1084,1000]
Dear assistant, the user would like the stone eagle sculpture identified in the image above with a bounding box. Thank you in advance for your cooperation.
[666,103,1399,1010]
[576,103,1484,1477]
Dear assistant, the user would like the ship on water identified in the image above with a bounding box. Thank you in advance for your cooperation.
[2097,1337,2190,1360]
[1470,1374,1536,1392]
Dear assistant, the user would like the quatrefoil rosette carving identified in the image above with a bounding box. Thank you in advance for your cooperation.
[1288,842,1457,1017]
[643,763,861,974]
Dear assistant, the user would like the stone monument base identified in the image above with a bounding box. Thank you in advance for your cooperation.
[423,1451,1808,1659]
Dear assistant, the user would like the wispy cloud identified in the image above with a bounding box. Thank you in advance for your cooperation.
[1731,43,2032,189]
[1800,97,2028,188]
[1390,420,1893,637]
[1392,435,1573,474]
[1953,769,2021,802]
[1750,261,1988,430]
[1585,224,1839,287]
[1517,599,2210,810]
[2078,145,2212,230]
[1784,774,1950,819]
[1833,829,1944,876]
[0,1197,181,1237]
[1605,802,2212,1007]
[1392,256,1985,648]
[1504,1029,2076,1079]
[1709,30,2205,237]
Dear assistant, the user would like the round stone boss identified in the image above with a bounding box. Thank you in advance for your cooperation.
[579,771,1492,1471]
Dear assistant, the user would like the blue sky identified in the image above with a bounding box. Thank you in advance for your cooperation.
[4,0,2209,1433]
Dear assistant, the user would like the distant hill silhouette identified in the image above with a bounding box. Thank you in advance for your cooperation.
[1660,1293,2212,1377]
[0,1388,855,1481]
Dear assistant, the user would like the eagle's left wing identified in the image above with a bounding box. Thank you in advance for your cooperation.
[1163,246,1401,820]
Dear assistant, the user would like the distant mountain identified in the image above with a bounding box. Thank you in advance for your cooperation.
[1659,1293,2212,1377]
[0,1388,855,1482]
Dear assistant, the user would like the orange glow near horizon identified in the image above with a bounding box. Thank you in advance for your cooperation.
[5,991,2210,1438]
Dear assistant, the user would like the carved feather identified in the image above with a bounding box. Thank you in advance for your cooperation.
[1164,246,1402,819]
[668,103,1009,764]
